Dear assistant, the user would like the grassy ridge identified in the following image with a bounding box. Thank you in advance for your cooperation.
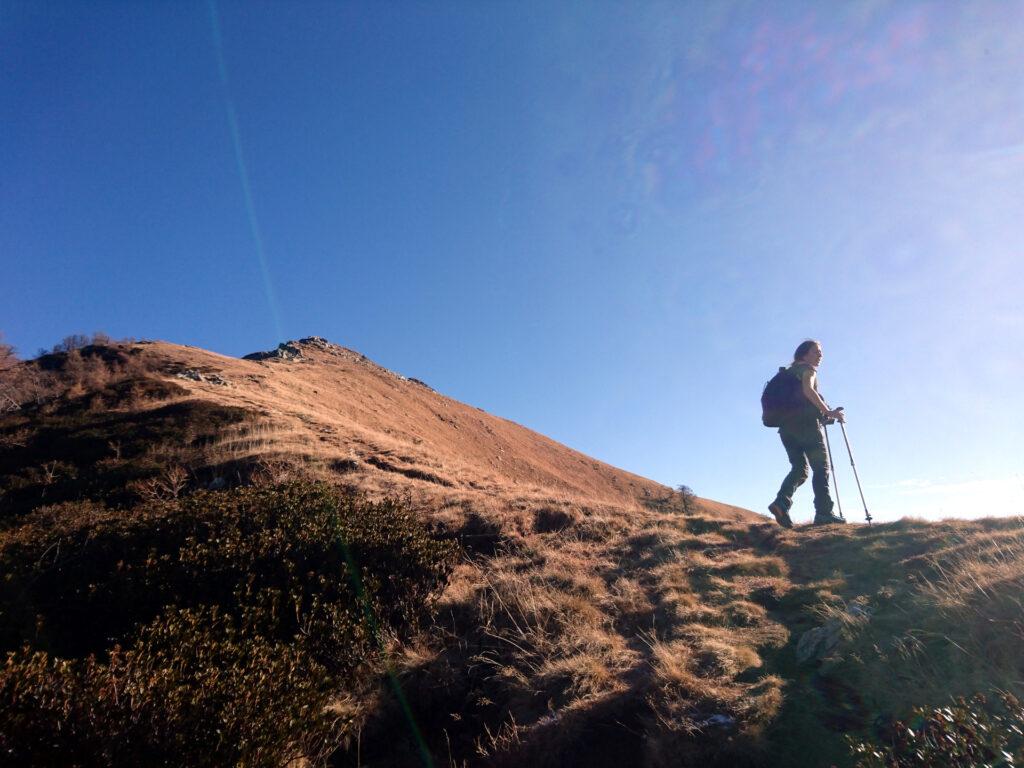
[2,342,1023,766]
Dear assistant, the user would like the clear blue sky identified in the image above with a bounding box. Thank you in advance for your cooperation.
[3,1,1023,522]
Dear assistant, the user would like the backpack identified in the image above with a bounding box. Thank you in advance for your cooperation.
[761,366,803,427]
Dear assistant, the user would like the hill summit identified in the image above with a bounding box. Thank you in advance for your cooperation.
[1,336,1022,767]
[4,334,747,533]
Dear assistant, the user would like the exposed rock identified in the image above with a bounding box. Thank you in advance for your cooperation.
[796,603,872,664]
[243,342,304,362]
[297,336,332,349]
[241,339,437,396]
[698,714,735,729]
[796,620,843,664]
[244,337,343,361]
[176,369,230,386]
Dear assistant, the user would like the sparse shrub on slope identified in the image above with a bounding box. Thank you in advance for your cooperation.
[0,384,247,519]
[0,335,18,413]
[0,483,458,767]
[0,336,147,412]
[676,485,697,515]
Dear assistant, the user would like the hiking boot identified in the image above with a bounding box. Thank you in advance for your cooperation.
[768,502,793,529]
[812,511,846,525]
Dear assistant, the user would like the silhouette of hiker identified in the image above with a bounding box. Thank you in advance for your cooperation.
[769,340,846,528]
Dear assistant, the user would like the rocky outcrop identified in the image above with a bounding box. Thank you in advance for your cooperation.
[243,337,346,361]
[175,369,230,386]
[243,342,305,361]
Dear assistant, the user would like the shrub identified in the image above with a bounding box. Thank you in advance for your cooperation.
[0,393,245,519]
[0,336,158,414]
[848,691,1024,767]
[0,483,458,766]
[0,335,16,413]
[1,609,338,767]
[676,485,697,514]
[51,334,93,354]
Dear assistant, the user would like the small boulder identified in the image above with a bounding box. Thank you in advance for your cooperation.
[796,603,873,664]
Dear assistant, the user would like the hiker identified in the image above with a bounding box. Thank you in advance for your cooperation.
[767,340,846,528]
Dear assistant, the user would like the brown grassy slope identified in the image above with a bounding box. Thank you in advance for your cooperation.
[356,502,1024,768]
[115,337,755,530]
[1,337,787,766]
[5,338,1020,767]
[134,339,795,763]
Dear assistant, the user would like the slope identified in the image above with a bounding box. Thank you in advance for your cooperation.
[0,336,752,534]
[1,337,1021,767]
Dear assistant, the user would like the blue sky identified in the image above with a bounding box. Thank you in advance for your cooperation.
[3,1,1023,522]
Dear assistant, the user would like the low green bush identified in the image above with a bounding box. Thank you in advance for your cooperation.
[1,608,337,767]
[0,482,458,766]
[848,692,1024,768]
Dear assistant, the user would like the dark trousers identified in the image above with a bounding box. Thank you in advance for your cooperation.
[774,420,834,518]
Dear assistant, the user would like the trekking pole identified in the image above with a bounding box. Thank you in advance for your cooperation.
[835,408,872,525]
[821,418,844,521]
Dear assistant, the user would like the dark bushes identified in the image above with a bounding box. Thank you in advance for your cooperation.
[1,338,148,412]
[0,483,458,766]
[848,691,1024,767]
[0,392,247,519]
[2,609,337,767]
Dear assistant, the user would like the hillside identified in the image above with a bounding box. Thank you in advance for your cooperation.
[1,337,1022,767]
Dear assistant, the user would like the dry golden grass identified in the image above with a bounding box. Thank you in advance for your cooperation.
[409,496,794,765]
[420,507,1024,766]
[8,337,1023,766]
[101,340,725,516]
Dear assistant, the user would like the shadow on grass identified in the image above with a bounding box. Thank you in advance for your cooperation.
[752,516,1024,767]
[0,379,249,520]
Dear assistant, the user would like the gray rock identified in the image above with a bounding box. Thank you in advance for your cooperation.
[796,604,873,664]
[243,342,304,361]
[244,336,342,361]
[700,714,735,729]
[298,336,332,348]
[796,620,844,663]
[175,369,230,386]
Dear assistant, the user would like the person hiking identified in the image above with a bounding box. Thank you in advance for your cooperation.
[768,340,846,528]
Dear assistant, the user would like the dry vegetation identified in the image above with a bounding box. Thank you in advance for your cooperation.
[752,518,1024,766]
[344,502,1024,767]
[330,495,791,768]
[2,335,1023,767]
